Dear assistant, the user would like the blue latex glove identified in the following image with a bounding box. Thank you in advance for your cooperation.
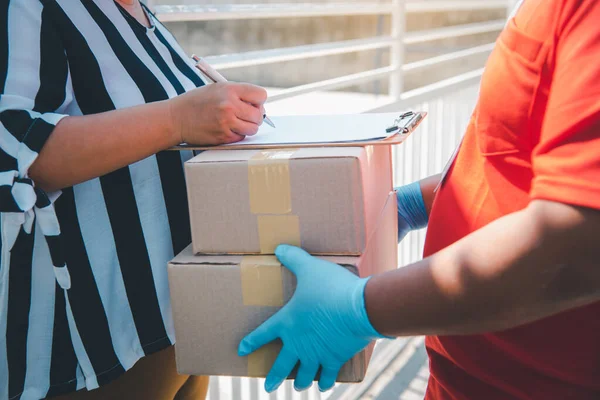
[238,245,387,393]
[396,181,429,242]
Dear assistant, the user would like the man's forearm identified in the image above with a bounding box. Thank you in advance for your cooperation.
[419,174,441,216]
[365,200,600,337]
[29,100,177,192]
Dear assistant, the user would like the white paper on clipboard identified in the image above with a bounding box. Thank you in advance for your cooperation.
[175,112,425,150]
[225,113,406,146]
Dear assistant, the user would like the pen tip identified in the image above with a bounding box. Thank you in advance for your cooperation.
[264,115,276,128]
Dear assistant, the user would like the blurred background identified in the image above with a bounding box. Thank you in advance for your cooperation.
[147,1,517,398]
[160,0,502,93]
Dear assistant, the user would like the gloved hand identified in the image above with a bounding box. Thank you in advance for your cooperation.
[238,245,388,393]
[396,181,429,242]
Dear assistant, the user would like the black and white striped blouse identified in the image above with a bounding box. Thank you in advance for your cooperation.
[0,1,207,398]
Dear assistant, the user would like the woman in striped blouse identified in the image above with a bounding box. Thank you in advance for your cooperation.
[0,0,267,399]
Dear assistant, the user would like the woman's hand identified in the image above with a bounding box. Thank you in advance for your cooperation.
[28,82,268,192]
[168,82,268,146]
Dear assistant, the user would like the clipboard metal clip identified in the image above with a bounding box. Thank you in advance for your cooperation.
[385,111,421,134]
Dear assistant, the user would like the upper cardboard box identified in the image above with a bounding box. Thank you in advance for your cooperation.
[185,146,393,255]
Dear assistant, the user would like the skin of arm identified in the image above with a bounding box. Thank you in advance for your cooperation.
[365,199,600,336]
[29,100,176,193]
[29,83,266,192]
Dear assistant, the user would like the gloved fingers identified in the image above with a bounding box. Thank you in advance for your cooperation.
[293,359,319,391]
[275,244,313,276]
[238,314,280,357]
[265,346,299,393]
[318,364,342,392]
[395,181,428,231]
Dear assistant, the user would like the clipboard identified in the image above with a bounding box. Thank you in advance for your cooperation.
[170,111,426,151]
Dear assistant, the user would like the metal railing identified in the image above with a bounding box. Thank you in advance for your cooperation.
[149,1,511,398]
[150,1,506,104]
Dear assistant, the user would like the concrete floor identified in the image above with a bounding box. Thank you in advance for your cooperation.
[325,337,429,400]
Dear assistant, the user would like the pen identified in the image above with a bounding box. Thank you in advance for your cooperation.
[191,54,276,128]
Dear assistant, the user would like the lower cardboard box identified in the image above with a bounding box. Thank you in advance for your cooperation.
[167,191,397,381]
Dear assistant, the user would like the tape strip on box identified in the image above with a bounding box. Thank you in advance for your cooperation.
[256,215,301,254]
[247,344,280,377]
[240,256,285,307]
[248,150,295,215]
[248,150,301,254]
[240,255,286,375]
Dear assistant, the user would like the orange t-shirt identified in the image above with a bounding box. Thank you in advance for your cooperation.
[423,0,600,399]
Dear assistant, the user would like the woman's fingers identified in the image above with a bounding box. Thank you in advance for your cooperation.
[225,131,246,143]
[260,104,266,123]
[236,83,268,106]
[231,117,259,137]
[235,101,263,126]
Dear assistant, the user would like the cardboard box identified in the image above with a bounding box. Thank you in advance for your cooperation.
[168,192,397,381]
[185,146,392,255]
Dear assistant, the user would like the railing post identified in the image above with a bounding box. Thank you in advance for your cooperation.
[389,0,405,100]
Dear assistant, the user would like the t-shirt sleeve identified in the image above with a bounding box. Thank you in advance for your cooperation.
[1,0,71,214]
[530,0,600,210]
[1,0,72,289]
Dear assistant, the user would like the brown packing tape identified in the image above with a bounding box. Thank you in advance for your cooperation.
[247,343,280,377]
[257,215,301,254]
[240,256,285,307]
[248,150,295,215]
[240,256,286,376]
[248,150,301,254]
